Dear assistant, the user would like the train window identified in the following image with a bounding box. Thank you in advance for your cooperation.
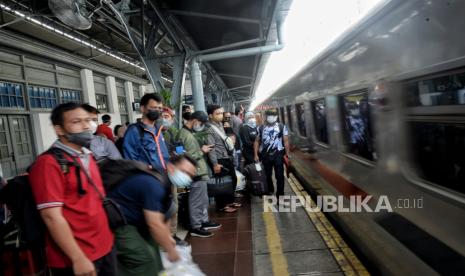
[406,71,465,107]
[279,107,285,123]
[409,122,465,194]
[295,103,306,136]
[340,91,376,161]
[311,99,329,144]
[286,105,293,130]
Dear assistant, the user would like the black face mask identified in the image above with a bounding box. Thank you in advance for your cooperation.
[146,110,160,121]
[65,131,93,148]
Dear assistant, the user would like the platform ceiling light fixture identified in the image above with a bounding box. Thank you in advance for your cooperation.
[0,2,145,70]
[250,0,387,110]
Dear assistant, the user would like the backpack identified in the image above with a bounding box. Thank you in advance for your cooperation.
[97,158,176,220]
[0,148,80,248]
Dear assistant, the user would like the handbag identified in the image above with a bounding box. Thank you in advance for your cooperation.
[207,176,234,197]
[71,156,128,230]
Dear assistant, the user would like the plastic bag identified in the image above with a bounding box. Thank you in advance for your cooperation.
[236,170,246,191]
[159,259,206,276]
[161,245,192,269]
[159,245,206,276]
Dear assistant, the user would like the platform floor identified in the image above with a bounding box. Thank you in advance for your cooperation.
[187,196,253,276]
[187,175,369,276]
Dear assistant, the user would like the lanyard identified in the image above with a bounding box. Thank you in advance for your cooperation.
[144,127,166,170]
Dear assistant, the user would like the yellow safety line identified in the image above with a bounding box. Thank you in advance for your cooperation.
[262,211,290,276]
[287,175,370,276]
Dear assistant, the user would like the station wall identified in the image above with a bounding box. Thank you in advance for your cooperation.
[0,42,148,178]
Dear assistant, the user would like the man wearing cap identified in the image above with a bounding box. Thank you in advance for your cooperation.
[254,108,290,197]
[178,111,221,238]
[240,111,258,167]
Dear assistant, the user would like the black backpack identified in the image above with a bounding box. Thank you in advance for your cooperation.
[0,148,80,248]
[97,158,176,220]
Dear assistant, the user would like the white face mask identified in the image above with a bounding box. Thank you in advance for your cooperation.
[193,123,205,132]
[168,169,192,188]
[246,118,257,128]
[266,115,278,124]
[89,121,98,134]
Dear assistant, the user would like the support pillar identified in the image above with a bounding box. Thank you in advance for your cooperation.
[80,69,96,106]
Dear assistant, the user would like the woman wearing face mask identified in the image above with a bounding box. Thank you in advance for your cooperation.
[239,111,259,167]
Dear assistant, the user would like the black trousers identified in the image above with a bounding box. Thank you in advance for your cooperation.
[262,152,285,196]
[214,158,237,210]
[50,248,117,276]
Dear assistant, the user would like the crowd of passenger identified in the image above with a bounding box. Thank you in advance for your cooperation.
[0,92,290,275]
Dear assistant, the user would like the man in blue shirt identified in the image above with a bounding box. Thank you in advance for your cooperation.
[107,155,197,275]
[123,93,169,171]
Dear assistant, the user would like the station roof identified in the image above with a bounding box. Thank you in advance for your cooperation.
[0,0,287,101]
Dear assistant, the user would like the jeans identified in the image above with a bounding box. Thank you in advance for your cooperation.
[262,152,285,196]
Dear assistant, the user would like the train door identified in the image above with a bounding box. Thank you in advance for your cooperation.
[0,115,34,179]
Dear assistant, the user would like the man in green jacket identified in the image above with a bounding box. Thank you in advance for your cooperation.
[178,111,221,238]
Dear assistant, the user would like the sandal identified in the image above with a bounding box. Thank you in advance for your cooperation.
[221,206,237,213]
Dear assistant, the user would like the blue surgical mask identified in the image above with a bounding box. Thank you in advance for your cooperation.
[161,118,172,128]
[168,169,192,188]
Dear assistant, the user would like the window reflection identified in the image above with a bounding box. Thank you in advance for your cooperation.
[407,71,465,106]
[312,99,329,144]
[410,122,465,194]
[341,92,376,161]
[296,103,306,136]
[286,105,293,130]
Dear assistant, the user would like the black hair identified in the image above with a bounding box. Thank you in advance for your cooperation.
[125,122,130,126]
[182,105,191,112]
[81,103,99,114]
[114,124,122,136]
[182,112,192,121]
[102,114,111,123]
[207,104,222,115]
[265,108,278,116]
[235,106,242,115]
[140,93,163,107]
[50,102,83,126]
[169,154,198,167]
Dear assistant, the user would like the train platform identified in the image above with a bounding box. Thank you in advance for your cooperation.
[187,174,369,276]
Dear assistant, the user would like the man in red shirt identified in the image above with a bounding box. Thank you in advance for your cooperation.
[29,103,115,276]
[96,114,115,142]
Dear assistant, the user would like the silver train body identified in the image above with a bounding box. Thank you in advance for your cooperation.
[262,0,465,274]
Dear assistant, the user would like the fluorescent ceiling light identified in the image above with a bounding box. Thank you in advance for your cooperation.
[0,3,145,71]
[250,0,386,110]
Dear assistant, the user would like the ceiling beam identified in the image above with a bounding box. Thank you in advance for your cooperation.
[218,73,253,79]
[169,10,260,24]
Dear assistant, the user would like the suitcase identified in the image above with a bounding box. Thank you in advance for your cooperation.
[244,162,269,196]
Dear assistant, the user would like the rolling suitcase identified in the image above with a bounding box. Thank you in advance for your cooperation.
[244,162,268,196]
